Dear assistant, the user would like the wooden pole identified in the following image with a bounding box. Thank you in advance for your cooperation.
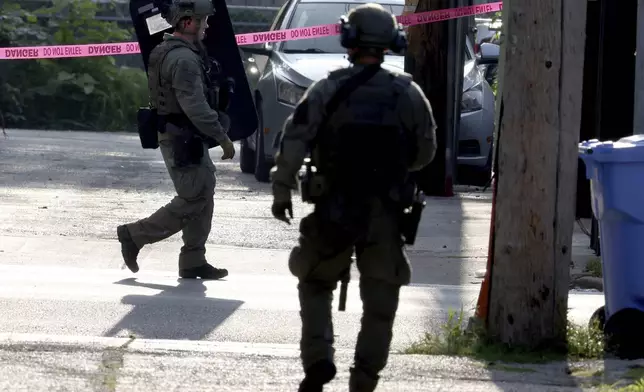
[474,0,506,326]
[487,0,587,348]
[635,0,644,134]
[404,0,454,197]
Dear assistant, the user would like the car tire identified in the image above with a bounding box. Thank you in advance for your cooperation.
[239,137,256,174]
[254,98,271,183]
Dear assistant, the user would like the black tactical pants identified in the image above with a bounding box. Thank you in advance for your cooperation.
[288,198,411,392]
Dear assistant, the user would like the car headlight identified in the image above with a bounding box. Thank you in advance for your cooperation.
[276,75,306,106]
[461,82,484,113]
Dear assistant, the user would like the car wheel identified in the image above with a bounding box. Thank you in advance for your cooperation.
[254,98,271,183]
[239,136,256,174]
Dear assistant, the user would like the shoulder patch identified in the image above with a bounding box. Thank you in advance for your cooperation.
[292,99,309,125]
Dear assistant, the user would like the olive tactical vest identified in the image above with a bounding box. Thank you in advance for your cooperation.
[147,38,205,116]
[314,67,414,196]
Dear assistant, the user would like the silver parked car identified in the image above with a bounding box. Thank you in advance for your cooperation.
[240,0,499,183]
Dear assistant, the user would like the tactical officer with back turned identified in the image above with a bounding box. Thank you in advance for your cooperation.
[270,3,437,391]
[117,0,235,280]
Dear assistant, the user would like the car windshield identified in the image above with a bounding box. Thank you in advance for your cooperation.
[282,3,405,55]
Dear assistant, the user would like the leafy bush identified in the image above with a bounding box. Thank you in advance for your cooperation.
[0,0,148,132]
[404,308,605,363]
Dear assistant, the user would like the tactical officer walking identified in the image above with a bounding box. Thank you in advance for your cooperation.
[270,3,437,391]
[117,0,235,280]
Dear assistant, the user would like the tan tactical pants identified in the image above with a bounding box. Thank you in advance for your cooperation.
[288,198,411,389]
[126,138,216,270]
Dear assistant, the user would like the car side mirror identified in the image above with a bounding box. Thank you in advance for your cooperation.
[477,42,500,65]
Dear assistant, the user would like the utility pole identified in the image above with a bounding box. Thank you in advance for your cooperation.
[486,0,587,348]
[404,0,458,197]
[635,0,644,134]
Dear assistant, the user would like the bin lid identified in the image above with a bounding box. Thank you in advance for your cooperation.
[579,135,644,163]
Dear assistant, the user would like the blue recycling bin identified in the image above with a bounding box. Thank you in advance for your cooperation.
[579,135,644,359]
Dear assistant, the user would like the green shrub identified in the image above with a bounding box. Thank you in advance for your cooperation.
[404,308,606,363]
[0,0,148,132]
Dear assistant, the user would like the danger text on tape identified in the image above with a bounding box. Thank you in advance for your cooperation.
[2,42,141,60]
[235,24,339,46]
[234,2,501,46]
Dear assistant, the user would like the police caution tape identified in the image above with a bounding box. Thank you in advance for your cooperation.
[400,2,501,27]
[0,2,501,60]
[235,24,339,46]
[2,43,141,60]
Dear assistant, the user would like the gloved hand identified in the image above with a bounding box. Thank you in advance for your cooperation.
[272,183,293,224]
[220,137,235,160]
[272,200,293,225]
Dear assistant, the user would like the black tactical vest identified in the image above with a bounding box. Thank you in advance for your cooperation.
[314,68,414,198]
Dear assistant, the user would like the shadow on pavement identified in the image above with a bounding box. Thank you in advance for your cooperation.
[104,277,243,340]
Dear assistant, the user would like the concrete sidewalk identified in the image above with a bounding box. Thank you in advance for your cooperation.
[0,334,641,392]
[432,186,601,291]
[0,129,598,288]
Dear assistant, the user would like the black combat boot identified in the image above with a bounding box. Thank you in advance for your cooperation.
[117,225,140,273]
[179,263,228,280]
[349,366,379,392]
[298,360,337,392]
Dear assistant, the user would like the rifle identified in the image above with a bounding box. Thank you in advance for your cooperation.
[400,175,426,246]
[338,267,350,312]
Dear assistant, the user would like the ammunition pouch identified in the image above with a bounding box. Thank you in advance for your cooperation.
[399,182,426,245]
[298,158,327,204]
[162,116,204,168]
[172,132,204,168]
[136,107,160,149]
